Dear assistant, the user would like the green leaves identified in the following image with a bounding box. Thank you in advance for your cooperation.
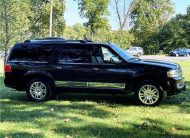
[63,23,87,39]
[130,0,174,54]
[75,0,110,40]
[158,10,190,53]
[29,0,66,38]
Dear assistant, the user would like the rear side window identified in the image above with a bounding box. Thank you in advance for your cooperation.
[9,44,54,62]
[59,44,91,63]
[138,47,143,50]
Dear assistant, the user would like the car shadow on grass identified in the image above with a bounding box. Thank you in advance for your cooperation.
[0,131,43,138]
[161,81,190,114]
[55,91,137,106]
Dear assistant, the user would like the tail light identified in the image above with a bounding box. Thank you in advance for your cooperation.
[4,64,12,72]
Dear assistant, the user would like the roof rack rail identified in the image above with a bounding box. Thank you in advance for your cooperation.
[65,40,87,43]
[35,37,65,40]
[24,38,88,43]
[24,37,65,43]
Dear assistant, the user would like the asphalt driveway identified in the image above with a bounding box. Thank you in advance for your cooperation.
[140,55,190,62]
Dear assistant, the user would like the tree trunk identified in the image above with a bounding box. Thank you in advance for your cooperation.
[49,0,53,37]
[113,0,134,30]
[2,0,10,65]
[3,43,8,65]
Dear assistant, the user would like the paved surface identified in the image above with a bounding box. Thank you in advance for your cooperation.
[140,55,190,62]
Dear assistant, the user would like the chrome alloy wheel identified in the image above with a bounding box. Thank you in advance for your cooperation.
[29,81,47,100]
[138,85,159,105]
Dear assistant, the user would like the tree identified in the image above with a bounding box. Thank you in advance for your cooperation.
[0,0,30,64]
[75,0,110,40]
[158,7,190,53]
[112,0,134,30]
[0,0,10,64]
[28,0,66,38]
[130,0,174,54]
[110,30,135,49]
[63,23,87,39]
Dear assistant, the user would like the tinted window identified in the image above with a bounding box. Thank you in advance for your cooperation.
[10,44,54,62]
[92,46,122,64]
[59,44,91,63]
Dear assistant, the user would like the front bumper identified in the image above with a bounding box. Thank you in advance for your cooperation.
[166,77,186,96]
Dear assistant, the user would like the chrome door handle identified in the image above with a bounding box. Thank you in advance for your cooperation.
[92,68,99,71]
[55,66,62,69]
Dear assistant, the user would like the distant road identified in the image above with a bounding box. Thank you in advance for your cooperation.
[140,55,190,62]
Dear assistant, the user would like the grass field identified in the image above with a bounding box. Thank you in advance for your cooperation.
[0,61,190,138]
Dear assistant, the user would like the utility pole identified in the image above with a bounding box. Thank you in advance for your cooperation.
[49,0,53,37]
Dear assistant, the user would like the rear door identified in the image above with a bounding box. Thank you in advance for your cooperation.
[53,44,93,87]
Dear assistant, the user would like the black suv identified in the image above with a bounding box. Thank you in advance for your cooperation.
[4,38,186,106]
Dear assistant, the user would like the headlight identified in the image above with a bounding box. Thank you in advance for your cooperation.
[167,69,182,78]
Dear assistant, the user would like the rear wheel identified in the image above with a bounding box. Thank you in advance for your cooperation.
[26,79,52,102]
[135,81,164,106]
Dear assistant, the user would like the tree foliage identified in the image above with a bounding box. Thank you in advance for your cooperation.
[1,0,189,58]
[75,0,110,40]
[0,0,30,63]
[158,7,190,53]
[28,0,66,38]
[130,0,174,54]
[63,23,87,39]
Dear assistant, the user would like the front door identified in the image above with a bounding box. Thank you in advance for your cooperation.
[89,45,130,85]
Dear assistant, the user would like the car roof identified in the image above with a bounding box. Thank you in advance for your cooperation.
[15,37,111,47]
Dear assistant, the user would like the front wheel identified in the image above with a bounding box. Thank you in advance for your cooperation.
[26,79,52,102]
[137,53,141,57]
[135,81,164,106]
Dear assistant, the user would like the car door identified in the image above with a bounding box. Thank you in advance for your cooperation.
[89,45,130,88]
[180,49,186,56]
[52,44,93,88]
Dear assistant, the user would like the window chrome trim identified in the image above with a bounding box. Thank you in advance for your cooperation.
[58,62,123,66]
[55,81,126,89]
[8,60,48,64]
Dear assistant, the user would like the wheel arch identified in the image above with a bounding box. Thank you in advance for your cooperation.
[23,70,55,90]
[131,75,166,92]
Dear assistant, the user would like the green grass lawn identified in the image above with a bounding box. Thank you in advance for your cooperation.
[0,61,190,138]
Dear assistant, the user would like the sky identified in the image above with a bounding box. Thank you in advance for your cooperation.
[64,0,190,30]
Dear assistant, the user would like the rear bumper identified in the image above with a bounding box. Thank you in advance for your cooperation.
[4,74,25,91]
[4,77,16,89]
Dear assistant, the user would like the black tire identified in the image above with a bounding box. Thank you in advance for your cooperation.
[134,81,164,106]
[137,53,141,57]
[26,78,52,102]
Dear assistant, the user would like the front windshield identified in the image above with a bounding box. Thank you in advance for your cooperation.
[110,44,136,61]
